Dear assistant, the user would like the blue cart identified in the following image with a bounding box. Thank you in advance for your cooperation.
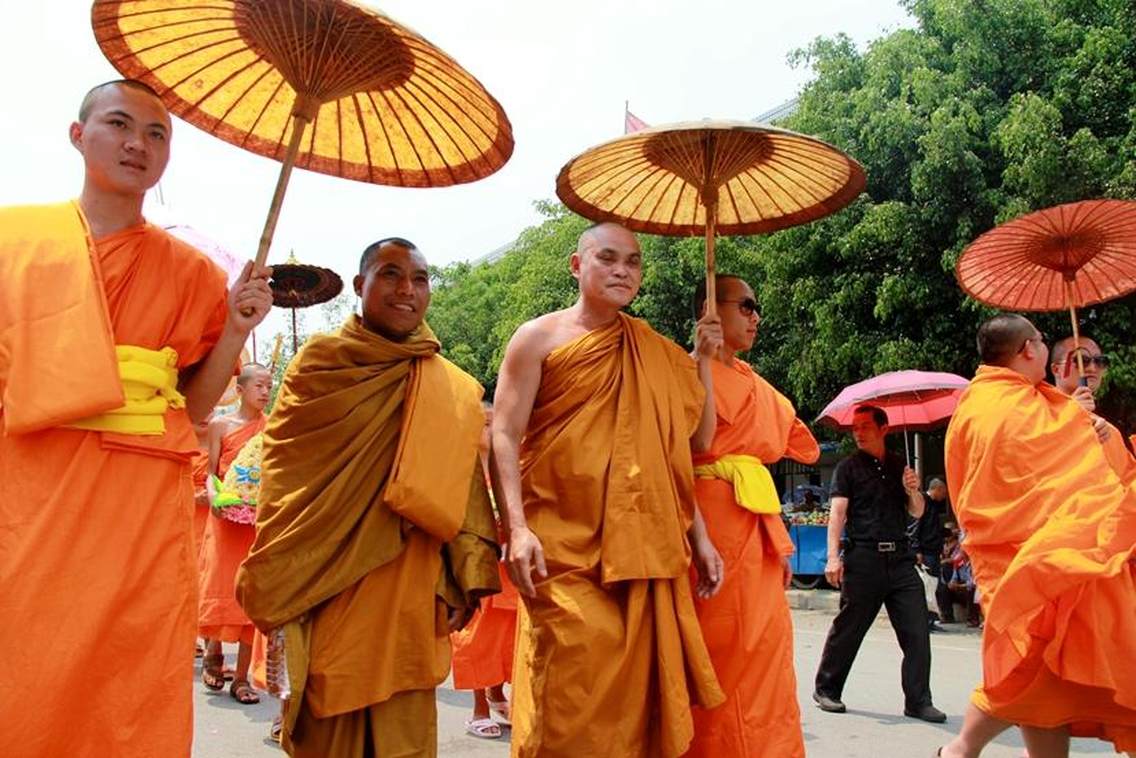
[789,524,829,589]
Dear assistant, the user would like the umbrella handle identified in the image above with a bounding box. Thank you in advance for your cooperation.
[1065,283,1086,382]
[704,207,717,318]
[240,112,311,317]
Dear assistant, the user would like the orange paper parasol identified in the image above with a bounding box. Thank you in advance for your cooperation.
[956,199,1136,377]
[92,0,514,267]
[556,120,865,313]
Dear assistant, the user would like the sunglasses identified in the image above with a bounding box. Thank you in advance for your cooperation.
[1064,353,1110,369]
[718,297,759,317]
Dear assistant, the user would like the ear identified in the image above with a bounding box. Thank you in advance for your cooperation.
[353,273,364,297]
[69,121,83,152]
[569,251,582,281]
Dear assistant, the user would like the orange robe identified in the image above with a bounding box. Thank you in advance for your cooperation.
[198,417,265,645]
[450,559,519,690]
[1100,419,1136,486]
[191,450,211,554]
[0,202,228,757]
[236,316,500,757]
[946,365,1136,751]
[684,358,819,758]
[511,314,724,758]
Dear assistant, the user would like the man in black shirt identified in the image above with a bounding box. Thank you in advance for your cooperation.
[812,405,945,723]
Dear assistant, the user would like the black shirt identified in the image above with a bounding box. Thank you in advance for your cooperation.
[912,496,950,557]
[830,450,912,543]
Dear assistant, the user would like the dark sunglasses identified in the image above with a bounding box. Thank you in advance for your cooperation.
[1066,353,1110,369]
[718,297,759,317]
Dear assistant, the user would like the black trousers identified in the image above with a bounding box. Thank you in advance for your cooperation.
[814,546,933,708]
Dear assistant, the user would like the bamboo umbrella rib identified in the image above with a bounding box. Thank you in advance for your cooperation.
[402,78,486,169]
[382,88,430,175]
[393,84,464,182]
[605,164,664,220]
[301,101,321,170]
[762,152,839,199]
[363,91,404,184]
[644,172,683,227]
[184,55,272,126]
[750,163,794,218]
[333,98,344,176]
[405,68,499,153]
[579,159,658,205]
[733,173,770,222]
[239,76,289,150]
[721,180,744,226]
[155,44,259,105]
[349,94,376,182]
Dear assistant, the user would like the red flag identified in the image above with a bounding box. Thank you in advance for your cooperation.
[624,107,648,134]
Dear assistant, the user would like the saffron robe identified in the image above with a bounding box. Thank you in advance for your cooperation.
[236,316,500,757]
[450,559,519,690]
[510,313,724,758]
[684,358,819,758]
[198,416,265,644]
[945,365,1136,752]
[0,202,228,757]
[191,450,211,554]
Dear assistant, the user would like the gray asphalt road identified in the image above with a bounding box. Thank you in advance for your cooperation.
[192,606,1112,757]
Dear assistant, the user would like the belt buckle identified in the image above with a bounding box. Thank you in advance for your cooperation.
[877,541,897,552]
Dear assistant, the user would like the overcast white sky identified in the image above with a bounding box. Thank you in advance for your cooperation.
[1,1,912,341]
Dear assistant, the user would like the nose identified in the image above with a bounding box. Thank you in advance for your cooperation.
[394,275,414,295]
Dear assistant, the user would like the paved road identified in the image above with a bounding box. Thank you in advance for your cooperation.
[193,605,1112,757]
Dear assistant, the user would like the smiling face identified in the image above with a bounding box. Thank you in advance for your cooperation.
[353,241,430,340]
[69,82,171,198]
[1051,336,1106,394]
[570,223,642,309]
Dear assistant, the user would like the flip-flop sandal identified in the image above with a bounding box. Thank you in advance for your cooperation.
[487,698,511,726]
[202,653,225,691]
[230,679,260,705]
[465,717,502,739]
[222,665,236,681]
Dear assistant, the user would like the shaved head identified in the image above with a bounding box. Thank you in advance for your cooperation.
[236,362,271,387]
[578,222,635,255]
[976,313,1035,366]
[78,79,164,123]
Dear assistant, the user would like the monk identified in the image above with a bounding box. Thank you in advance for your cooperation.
[236,237,500,758]
[492,221,726,758]
[940,314,1136,758]
[1049,335,1136,485]
[199,363,272,703]
[451,402,518,739]
[683,275,820,758]
[0,79,272,757]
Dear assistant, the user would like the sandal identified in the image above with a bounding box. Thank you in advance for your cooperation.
[230,679,260,705]
[486,697,511,726]
[465,717,501,739]
[269,714,283,743]
[202,653,225,691]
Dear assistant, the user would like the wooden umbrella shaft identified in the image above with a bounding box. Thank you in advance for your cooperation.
[255,112,311,269]
[1064,279,1086,384]
[704,203,718,318]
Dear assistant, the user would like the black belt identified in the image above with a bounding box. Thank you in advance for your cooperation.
[849,539,907,553]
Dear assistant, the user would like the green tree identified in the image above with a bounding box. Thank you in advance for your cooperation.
[430,0,1136,432]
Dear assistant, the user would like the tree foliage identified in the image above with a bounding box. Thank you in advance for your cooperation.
[429,0,1136,431]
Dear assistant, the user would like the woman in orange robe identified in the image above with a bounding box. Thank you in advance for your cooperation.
[684,276,819,758]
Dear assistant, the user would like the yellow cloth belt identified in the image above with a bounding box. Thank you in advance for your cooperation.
[65,345,184,435]
[694,454,781,514]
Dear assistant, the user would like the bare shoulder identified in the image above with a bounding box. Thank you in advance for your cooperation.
[506,309,577,364]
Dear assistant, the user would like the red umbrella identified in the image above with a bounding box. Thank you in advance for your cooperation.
[956,199,1136,379]
[817,370,970,464]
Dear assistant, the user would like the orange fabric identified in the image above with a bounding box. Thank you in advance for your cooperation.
[511,314,724,758]
[191,451,210,553]
[236,316,499,747]
[1101,419,1136,487]
[450,561,518,690]
[684,358,818,758]
[198,418,264,642]
[0,210,228,757]
[946,365,1136,751]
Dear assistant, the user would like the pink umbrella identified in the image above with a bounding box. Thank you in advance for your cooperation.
[163,224,246,286]
[816,370,970,464]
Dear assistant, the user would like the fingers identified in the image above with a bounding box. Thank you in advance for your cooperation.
[510,554,537,598]
[533,545,548,579]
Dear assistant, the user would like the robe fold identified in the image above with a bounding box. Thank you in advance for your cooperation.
[0,202,228,757]
[511,313,724,758]
[946,365,1136,752]
[450,559,519,690]
[198,417,265,644]
[235,315,500,756]
[684,358,819,758]
[191,449,211,553]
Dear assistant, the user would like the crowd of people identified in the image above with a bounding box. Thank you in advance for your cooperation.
[0,78,1133,758]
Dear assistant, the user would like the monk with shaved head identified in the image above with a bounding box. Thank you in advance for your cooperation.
[0,79,272,755]
[941,313,1136,757]
[199,362,273,703]
[492,221,726,757]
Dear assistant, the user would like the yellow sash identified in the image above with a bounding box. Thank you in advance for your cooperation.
[66,345,184,435]
[694,454,781,514]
